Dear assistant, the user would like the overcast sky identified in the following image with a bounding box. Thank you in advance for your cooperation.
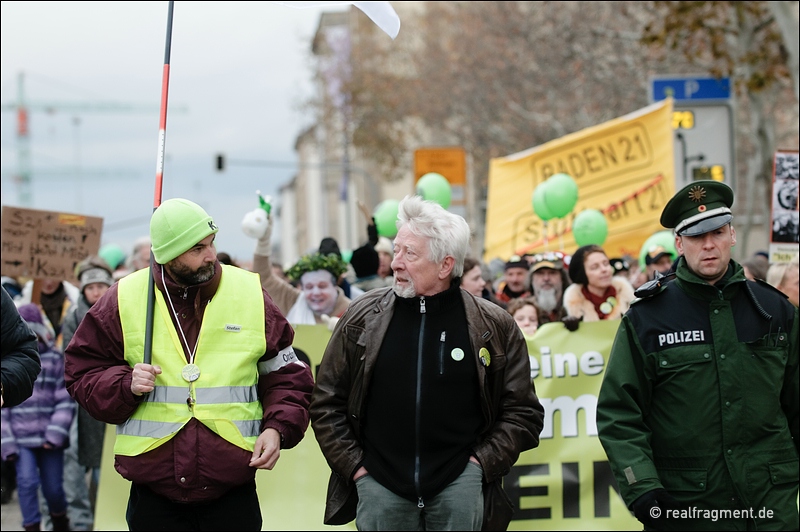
[1,1,335,263]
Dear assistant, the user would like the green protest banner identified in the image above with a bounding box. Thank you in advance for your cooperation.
[95,322,638,530]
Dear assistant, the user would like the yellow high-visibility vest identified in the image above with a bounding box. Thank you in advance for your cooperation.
[115,265,266,456]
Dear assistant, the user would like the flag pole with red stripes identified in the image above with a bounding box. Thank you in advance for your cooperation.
[144,0,175,365]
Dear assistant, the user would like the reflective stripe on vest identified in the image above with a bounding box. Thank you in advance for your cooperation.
[115,265,266,456]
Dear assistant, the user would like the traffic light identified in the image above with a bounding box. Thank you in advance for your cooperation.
[215,154,225,171]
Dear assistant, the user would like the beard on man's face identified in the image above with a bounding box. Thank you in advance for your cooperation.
[392,276,417,298]
[535,287,559,313]
[168,260,215,286]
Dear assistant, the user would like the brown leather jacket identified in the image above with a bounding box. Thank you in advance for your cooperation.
[310,287,544,530]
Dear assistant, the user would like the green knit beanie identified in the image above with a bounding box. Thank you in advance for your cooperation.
[150,198,218,264]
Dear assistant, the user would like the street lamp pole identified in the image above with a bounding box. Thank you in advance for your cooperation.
[676,132,705,183]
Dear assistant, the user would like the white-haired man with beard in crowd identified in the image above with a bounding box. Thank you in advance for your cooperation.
[527,252,571,326]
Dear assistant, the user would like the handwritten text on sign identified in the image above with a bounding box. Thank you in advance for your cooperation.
[1,206,103,284]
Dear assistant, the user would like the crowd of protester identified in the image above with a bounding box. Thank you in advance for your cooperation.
[457,238,796,340]
[1,201,798,530]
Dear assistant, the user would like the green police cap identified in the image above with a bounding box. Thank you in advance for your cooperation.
[660,180,734,236]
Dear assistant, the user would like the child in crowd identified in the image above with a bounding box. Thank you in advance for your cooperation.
[507,297,540,338]
[1,304,75,531]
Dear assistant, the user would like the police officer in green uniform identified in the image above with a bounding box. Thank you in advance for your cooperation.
[597,180,799,531]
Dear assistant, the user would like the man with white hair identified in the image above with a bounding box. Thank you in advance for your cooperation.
[310,195,544,531]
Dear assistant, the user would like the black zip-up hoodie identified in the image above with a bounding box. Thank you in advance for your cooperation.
[361,281,482,504]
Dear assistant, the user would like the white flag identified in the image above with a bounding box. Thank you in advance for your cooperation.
[270,1,400,39]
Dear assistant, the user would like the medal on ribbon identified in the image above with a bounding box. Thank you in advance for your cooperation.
[182,363,201,382]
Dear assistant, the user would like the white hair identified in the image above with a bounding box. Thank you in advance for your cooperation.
[396,195,470,278]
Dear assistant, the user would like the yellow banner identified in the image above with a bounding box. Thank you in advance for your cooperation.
[94,325,349,531]
[95,323,638,530]
[484,99,675,262]
[511,320,639,530]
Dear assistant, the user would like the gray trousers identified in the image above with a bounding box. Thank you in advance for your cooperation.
[355,462,484,531]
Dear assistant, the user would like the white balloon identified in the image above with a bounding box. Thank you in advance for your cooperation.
[241,208,270,239]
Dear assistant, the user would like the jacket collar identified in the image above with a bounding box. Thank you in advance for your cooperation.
[395,280,463,314]
[152,261,222,304]
[366,285,496,346]
[675,256,745,299]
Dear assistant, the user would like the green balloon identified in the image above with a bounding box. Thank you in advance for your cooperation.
[544,173,579,219]
[638,230,678,271]
[341,249,353,264]
[532,183,555,221]
[416,172,452,209]
[572,209,608,246]
[374,199,400,238]
[99,243,126,270]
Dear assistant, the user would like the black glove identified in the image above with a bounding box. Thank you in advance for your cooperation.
[562,315,582,332]
[631,488,681,530]
[367,217,379,246]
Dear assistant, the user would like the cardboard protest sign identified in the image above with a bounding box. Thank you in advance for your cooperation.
[1,205,103,285]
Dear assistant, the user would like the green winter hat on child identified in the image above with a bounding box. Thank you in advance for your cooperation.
[150,198,218,264]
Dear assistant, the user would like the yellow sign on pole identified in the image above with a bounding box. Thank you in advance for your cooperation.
[414,146,466,185]
[484,100,675,262]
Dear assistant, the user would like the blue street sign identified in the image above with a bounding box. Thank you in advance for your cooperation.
[651,77,731,102]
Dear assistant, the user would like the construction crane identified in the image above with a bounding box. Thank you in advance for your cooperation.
[1,71,186,206]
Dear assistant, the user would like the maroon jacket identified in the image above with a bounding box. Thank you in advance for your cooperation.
[64,261,314,503]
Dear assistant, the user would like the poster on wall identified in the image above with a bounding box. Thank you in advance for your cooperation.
[768,150,799,264]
